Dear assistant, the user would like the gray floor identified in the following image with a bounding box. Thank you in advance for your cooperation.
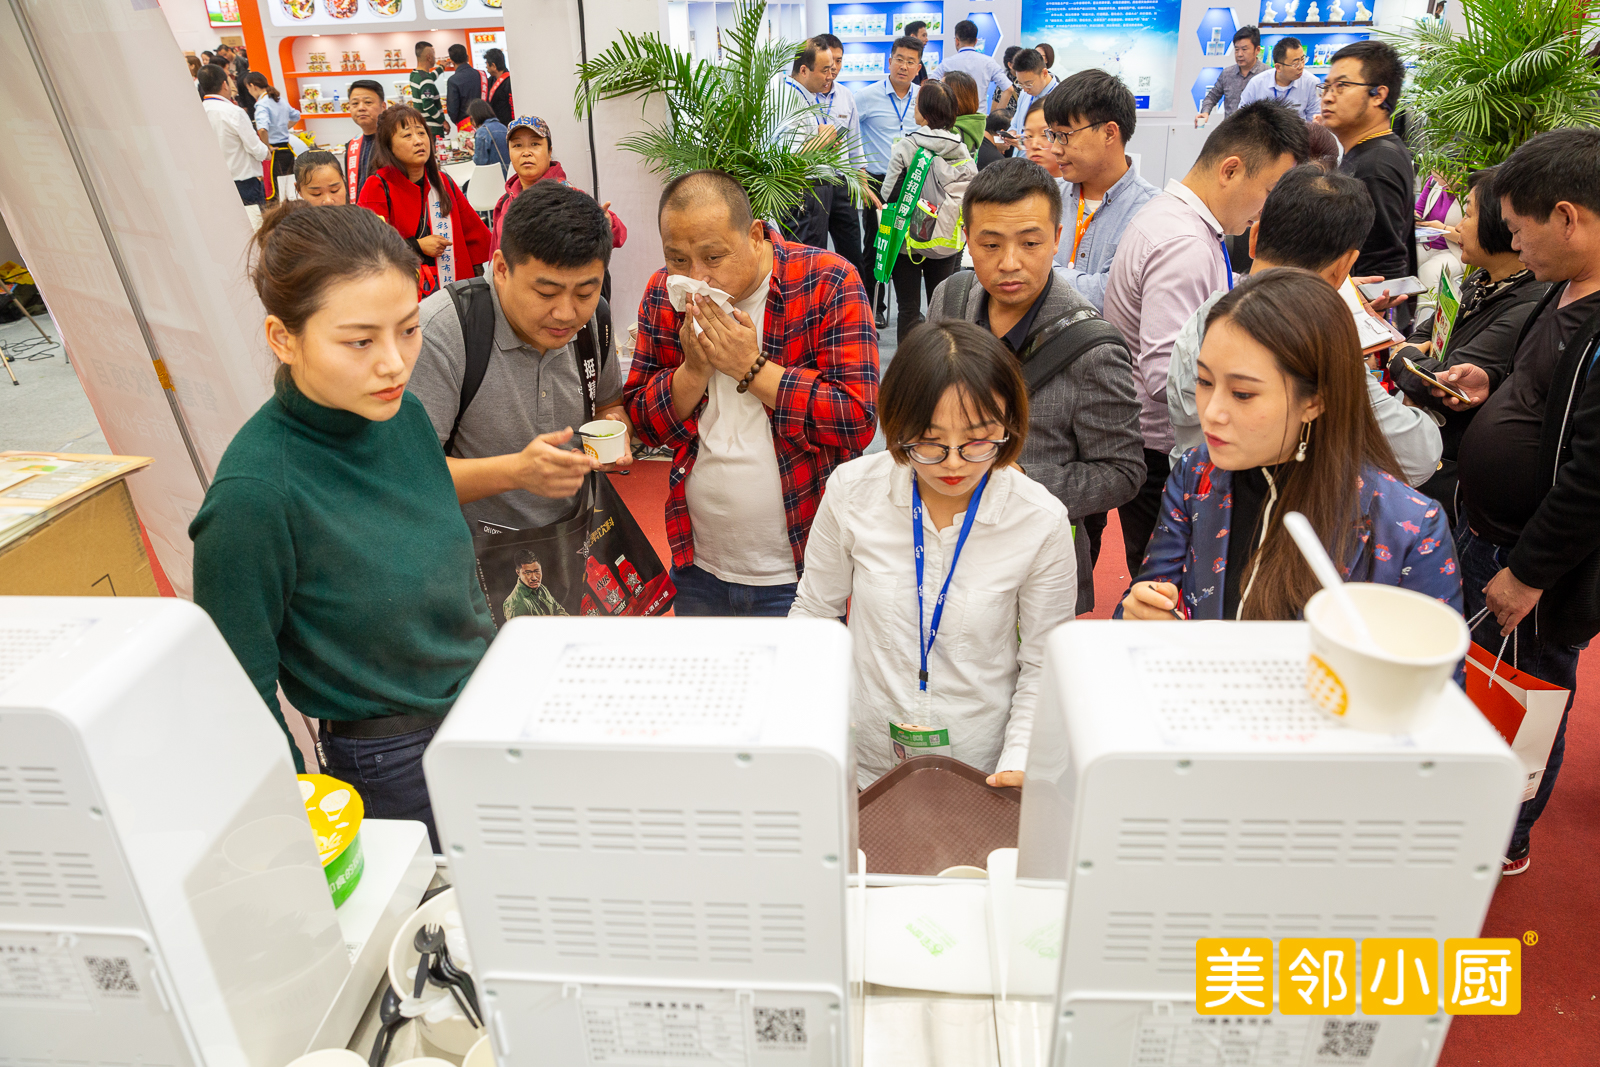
[0,311,109,455]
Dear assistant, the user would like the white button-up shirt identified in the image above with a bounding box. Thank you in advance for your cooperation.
[790,451,1077,787]
[815,84,866,168]
[203,94,270,181]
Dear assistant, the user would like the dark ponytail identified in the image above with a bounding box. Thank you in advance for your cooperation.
[250,202,418,338]
[247,71,280,102]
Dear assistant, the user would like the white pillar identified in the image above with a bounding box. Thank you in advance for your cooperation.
[503,0,668,341]
[0,0,272,596]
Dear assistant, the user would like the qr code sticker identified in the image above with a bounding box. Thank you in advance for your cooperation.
[753,1006,807,1047]
[1317,1019,1378,1060]
[84,956,139,995]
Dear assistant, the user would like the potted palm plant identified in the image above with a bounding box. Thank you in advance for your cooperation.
[1388,0,1600,191]
[574,0,866,224]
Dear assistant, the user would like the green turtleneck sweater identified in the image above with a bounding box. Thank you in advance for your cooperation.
[190,376,494,772]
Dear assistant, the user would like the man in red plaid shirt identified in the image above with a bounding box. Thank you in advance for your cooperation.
[625,170,879,615]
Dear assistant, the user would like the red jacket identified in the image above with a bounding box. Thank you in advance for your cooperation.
[623,226,879,571]
[490,161,627,255]
[358,165,491,298]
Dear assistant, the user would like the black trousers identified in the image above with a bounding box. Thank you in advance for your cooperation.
[1080,511,1109,569]
[862,172,888,315]
[821,181,863,271]
[780,183,829,249]
[891,254,960,343]
[1118,447,1171,578]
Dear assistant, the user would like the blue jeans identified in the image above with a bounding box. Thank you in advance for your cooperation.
[671,564,798,617]
[319,722,442,852]
[1455,523,1581,858]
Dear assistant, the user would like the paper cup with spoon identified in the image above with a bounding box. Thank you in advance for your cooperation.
[579,419,628,464]
[1285,512,1468,732]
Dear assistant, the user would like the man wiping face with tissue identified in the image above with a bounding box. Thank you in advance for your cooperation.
[624,169,880,616]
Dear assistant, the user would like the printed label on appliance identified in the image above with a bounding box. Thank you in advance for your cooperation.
[582,986,747,1065]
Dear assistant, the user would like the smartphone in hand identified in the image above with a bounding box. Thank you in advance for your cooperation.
[1401,356,1472,404]
[1357,275,1427,301]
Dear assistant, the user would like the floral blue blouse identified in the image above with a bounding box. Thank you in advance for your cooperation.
[1118,447,1463,620]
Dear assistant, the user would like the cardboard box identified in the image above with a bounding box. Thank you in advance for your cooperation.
[0,479,159,597]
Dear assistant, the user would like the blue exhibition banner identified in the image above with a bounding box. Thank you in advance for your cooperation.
[1021,0,1183,111]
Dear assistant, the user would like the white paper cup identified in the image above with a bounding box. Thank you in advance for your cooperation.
[1304,584,1469,732]
[463,1036,496,1067]
[285,1051,367,1067]
[579,419,627,463]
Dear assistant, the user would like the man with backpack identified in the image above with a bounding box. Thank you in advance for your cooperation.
[926,157,1146,611]
[408,181,631,532]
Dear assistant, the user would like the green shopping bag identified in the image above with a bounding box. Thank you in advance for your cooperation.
[873,147,936,284]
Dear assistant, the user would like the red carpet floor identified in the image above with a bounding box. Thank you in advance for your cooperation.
[617,463,1597,1063]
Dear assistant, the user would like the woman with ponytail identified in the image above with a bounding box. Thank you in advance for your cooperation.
[1118,268,1461,622]
[190,203,493,849]
[357,104,491,298]
[249,72,299,203]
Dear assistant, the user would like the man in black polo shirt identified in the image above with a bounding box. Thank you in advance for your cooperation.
[1447,128,1600,877]
[1322,41,1416,325]
[924,158,1144,610]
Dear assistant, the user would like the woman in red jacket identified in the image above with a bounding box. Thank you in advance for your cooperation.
[490,115,626,255]
[358,105,490,298]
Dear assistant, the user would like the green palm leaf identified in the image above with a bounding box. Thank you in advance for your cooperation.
[574,0,862,223]
[1386,0,1600,191]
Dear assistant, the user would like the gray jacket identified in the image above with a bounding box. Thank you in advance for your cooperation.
[927,270,1146,613]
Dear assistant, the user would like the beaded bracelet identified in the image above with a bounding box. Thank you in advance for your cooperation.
[735,354,768,394]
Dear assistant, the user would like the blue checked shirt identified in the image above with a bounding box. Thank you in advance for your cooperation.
[1056,160,1161,311]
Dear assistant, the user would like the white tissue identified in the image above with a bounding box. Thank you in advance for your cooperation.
[665,275,737,335]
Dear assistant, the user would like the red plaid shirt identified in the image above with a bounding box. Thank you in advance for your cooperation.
[624,226,879,572]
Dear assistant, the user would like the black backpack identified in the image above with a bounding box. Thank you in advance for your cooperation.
[440,277,612,456]
[943,270,1130,394]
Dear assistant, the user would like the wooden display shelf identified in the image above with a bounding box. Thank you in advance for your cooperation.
[286,67,413,76]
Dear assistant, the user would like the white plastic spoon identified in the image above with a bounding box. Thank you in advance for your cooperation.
[1283,511,1380,652]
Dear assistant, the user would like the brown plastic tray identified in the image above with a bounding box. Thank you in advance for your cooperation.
[858,755,1022,876]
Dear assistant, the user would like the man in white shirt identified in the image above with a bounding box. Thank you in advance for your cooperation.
[199,64,269,206]
[815,34,880,286]
[1165,165,1440,483]
[1006,48,1057,138]
[775,37,840,249]
[1238,37,1323,123]
[932,21,1010,113]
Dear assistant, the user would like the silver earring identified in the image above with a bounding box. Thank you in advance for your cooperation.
[1295,422,1310,462]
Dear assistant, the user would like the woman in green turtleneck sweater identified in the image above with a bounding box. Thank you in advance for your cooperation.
[191,202,493,850]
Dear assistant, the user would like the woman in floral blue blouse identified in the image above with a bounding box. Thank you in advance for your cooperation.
[1119,269,1461,622]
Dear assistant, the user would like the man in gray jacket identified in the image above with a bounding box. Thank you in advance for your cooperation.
[928,157,1145,612]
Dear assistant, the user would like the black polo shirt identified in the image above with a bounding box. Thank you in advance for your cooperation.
[975,271,1054,353]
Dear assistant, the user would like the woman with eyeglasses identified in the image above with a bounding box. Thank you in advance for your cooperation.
[790,321,1077,789]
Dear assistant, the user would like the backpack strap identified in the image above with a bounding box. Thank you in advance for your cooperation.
[947,269,977,319]
[572,295,612,424]
[443,277,495,456]
[1017,306,1131,396]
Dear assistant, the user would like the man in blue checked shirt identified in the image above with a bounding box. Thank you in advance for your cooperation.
[856,36,923,326]
[932,20,1010,114]
[1237,37,1323,123]
[1045,70,1159,310]
[1006,48,1058,139]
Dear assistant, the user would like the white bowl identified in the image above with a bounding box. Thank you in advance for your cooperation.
[463,1036,495,1067]
[387,888,481,1053]
[285,1051,367,1067]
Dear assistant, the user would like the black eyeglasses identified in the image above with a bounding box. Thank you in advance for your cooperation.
[1043,121,1104,145]
[902,439,1009,464]
[1321,79,1377,98]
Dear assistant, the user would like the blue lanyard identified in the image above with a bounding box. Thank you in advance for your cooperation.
[785,77,811,105]
[912,473,989,691]
[888,83,913,127]
[1219,236,1235,290]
